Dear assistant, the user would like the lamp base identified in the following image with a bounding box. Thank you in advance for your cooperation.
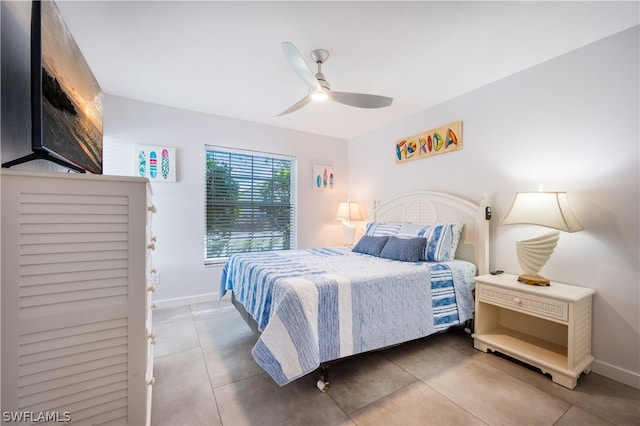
[341,220,356,246]
[517,274,551,286]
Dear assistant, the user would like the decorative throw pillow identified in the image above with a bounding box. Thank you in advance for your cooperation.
[352,235,389,257]
[364,222,402,237]
[379,236,425,262]
[421,223,462,262]
[450,222,464,259]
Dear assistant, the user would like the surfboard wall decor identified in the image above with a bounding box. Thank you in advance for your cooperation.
[312,164,336,192]
[135,145,177,182]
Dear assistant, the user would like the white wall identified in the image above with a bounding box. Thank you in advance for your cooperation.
[103,96,348,304]
[348,27,639,388]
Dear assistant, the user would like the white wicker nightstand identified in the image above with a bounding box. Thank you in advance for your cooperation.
[472,273,595,389]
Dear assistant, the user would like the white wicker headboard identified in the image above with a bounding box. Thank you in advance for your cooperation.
[374,191,491,275]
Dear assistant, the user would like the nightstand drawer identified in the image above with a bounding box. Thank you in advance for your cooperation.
[478,284,569,322]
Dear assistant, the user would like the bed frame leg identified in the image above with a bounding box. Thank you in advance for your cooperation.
[316,365,330,392]
[464,318,474,335]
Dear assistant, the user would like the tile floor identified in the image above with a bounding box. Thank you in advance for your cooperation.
[151,300,639,426]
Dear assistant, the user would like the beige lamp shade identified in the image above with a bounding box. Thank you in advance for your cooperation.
[502,192,582,285]
[335,201,363,245]
[501,192,583,232]
[335,202,364,222]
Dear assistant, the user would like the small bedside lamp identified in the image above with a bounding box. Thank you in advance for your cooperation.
[335,201,364,245]
[502,191,583,286]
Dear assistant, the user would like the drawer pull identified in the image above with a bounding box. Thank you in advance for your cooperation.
[151,236,157,242]
[147,377,156,386]
[148,205,157,213]
[147,331,156,339]
[147,242,156,250]
[151,302,158,310]
[147,284,156,292]
[513,297,522,305]
[150,268,158,274]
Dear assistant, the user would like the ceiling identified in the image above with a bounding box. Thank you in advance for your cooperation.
[56,1,638,140]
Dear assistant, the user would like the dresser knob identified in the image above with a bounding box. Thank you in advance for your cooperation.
[147,377,156,386]
[513,297,522,305]
[150,268,158,274]
[148,205,157,213]
[147,242,156,250]
[147,284,156,292]
[151,302,157,310]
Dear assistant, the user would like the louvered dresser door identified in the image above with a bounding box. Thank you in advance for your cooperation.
[1,170,151,425]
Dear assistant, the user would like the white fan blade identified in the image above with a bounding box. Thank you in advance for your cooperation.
[276,95,312,116]
[331,91,393,108]
[281,42,321,92]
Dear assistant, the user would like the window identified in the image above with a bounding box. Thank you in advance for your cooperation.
[205,146,296,262]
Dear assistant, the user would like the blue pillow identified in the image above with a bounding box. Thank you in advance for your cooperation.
[379,236,425,262]
[421,224,456,261]
[352,235,389,257]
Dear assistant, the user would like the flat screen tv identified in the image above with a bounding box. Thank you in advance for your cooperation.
[3,0,103,173]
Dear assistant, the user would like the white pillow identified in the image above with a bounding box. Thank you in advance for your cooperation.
[396,223,427,239]
[364,222,402,237]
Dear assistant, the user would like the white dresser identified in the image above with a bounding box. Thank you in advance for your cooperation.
[1,170,156,424]
[473,273,595,389]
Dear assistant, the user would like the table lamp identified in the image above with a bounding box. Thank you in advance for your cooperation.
[501,192,583,285]
[335,201,364,245]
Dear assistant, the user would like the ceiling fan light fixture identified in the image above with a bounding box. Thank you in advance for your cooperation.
[278,42,393,115]
[311,89,329,102]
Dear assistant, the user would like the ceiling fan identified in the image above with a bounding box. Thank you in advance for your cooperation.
[277,42,393,116]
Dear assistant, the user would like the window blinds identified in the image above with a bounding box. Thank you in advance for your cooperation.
[205,147,296,261]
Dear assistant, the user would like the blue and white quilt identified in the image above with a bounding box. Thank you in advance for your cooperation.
[219,247,475,386]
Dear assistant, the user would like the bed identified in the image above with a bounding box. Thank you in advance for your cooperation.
[219,191,491,387]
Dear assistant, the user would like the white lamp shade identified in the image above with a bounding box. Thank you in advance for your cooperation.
[501,192,583,233]
[335,202,364,222]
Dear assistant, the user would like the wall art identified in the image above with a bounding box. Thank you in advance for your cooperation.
[312,164,335,191]
[395,120,462,164]
[135,145,176,182]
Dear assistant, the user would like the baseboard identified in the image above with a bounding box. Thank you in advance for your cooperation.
[154,292,218,309]
[592,359,640,390]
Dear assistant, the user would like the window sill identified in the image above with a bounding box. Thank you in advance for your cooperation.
[204,258,227,267]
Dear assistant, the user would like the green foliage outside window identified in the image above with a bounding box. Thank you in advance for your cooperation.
[205,148,295,260]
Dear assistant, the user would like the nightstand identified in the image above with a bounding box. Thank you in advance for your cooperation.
[472,273,595,389]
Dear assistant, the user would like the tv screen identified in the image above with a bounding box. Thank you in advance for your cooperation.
[32,0,103,173]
